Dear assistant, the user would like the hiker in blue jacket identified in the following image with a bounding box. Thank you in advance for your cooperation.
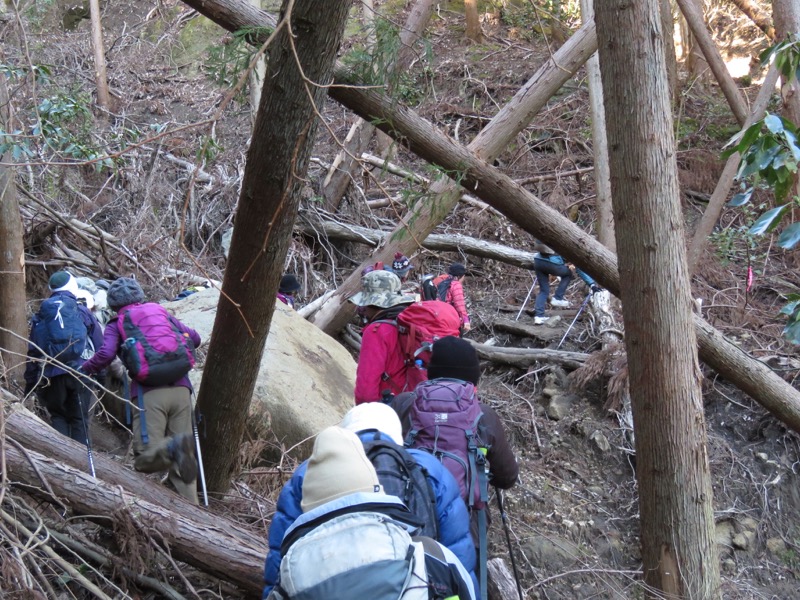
[24,271,104,445]
[263,403,477,598]
[532,241,602,325]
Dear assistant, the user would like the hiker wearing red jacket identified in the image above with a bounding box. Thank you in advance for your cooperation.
[433,263,471,333]
[349,270,422,404]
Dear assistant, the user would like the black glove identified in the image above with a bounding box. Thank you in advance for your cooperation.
[591,285,603,294]
[23,381,35,396]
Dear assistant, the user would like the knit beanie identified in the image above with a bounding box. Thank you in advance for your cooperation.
[340,403,403,445]
[107,277,145,311]
[301,427,383,512]
[448,263,466,277]
[279,274,301,294]
[391,252,413,275]
[49,271,79,296]
[427,335,481,385]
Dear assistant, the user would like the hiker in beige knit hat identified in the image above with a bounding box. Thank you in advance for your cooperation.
[300,427,383,512]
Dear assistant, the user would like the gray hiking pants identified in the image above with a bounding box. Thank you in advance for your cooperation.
[131,386,198,504]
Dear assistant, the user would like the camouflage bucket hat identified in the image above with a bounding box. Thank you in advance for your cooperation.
[349,270,416,308]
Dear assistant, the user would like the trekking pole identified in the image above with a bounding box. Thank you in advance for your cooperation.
[79,393,96,478]
[496,489,524,600]
[515,276,537,321]
[556,292,592,350]
[192,409,209,507]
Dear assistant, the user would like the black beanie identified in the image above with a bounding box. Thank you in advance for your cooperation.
[427,336,481,385]
[279,274,301,294]
[448,263,466,277]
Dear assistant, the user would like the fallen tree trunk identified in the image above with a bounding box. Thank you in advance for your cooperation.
[487,557,525,600]
[182,0,800,433]
[5,441,267,597]
[326,80,800,435]
[3,401,266,548]
[473,342,589,370]
[297,210,537,267]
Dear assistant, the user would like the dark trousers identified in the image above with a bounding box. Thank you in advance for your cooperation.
[533,258,573,317]
[39,375,91,445]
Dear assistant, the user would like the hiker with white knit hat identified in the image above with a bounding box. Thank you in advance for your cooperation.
[265,404,477,596]
[265,426,476,600]
[24,271,104,445]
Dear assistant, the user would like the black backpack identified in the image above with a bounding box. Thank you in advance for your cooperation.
[420,276,438,301]
[362,435,440,540]
[436,277,453,301]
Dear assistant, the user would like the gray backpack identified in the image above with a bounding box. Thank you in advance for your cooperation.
[270,511,429,600]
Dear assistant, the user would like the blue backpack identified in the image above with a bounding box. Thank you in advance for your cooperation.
[32,294,88,366]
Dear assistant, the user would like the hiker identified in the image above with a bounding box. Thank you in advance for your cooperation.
[276,274,301,309]
[264,403,477,596]
[349,270,423,404]
[79,277,201,504]
[432,263,471,333]
[24,271,104,446]
[392,336,519,599]
[264,426,476,600]
[532,241,601,325]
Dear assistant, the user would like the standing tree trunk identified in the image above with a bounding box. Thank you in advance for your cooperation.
[194,0,350,493]
[249,0,267,128]
[0,66,28,387]
[596,0,721,597]
[465,0,483,43]
[773,0,800,198]
[579,0,614,252]
[661,0,679,104]
[88,0,110,111]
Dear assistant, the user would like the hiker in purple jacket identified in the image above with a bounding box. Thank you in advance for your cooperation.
[80,277,202,504]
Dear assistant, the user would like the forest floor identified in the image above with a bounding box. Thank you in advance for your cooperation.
[8,0,800,598]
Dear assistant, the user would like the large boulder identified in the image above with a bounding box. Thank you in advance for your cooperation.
[164,288,356,457]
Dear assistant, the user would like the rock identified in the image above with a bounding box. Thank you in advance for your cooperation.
[541,387,560,398]
[524,534,583,571]
[732,531,755,551]
[590,430,611,452]
[716,520,735,548]
[740,517,759,532]
[546,393,578,420]
[766,538,786,554]
[167,288,356,458]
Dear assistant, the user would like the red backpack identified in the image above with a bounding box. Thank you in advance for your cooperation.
[395,301,461,368]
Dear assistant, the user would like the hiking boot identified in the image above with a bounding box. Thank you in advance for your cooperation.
[550,298,570,308]
[168,433,198,484]
[534,316,547,325]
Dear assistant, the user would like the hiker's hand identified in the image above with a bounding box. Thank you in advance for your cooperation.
[462,322,471,333]
[591,285,603,294]
[109,359,126,380]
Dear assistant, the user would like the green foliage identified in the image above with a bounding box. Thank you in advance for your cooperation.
[780,295,800,345]
[204,27,268,90]
[760,35,800,84]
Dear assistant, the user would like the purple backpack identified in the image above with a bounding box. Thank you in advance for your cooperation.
[116,303,196,387]
[404,378,488,510]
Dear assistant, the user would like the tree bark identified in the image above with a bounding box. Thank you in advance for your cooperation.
[596,0,720,595]
[321,0,436,212]
[728,0,775,39]
[325,70,800,437]
[688,64,780,273]
[194,0,351,493]
[473,342,589,370]
[88,0,110,111]
[675,0,749,125]
[579,0,615,252]
[0,66,28,386]
[297,210,538,267]
[660,0,679,104]
[249,0,266,129]
[5,440,267,597]
[465,0,483,43]
[181,0,800,435]
[487,557,524,600]
[312,20,598,334]
[773,0,800,133]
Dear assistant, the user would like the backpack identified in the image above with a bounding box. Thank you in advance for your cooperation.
[32,294,88,366]
[362,436,440,540]
[435,277,453,302]
[404,379,488,511]
[273,509,468,600]
[394,301,461,369]
[116,303,196,387]
[420,277,438,302]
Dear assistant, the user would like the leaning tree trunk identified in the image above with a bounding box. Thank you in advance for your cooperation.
[194,0,351,493]
[321,0,436,212]
[311,20,599,334]
[181,0,800,436]
[688,64,780,272]
[596,0,720,596]
[676,0,749,125]
[728,0,774,39]
[0,66,28,386]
